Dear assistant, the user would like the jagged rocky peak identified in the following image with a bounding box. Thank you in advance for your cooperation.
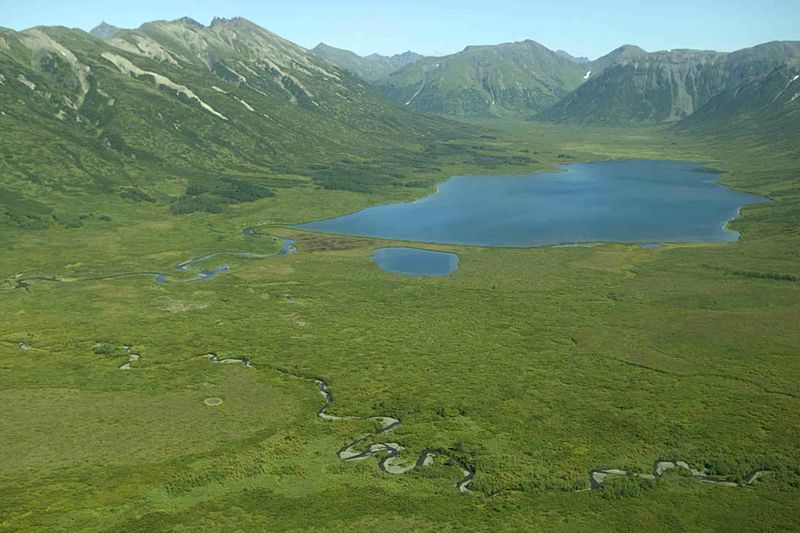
[367,51,425,67]
[90,21,122,39]
[210,16,250,28]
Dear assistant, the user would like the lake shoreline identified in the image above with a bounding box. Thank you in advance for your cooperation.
[292,160,768,249]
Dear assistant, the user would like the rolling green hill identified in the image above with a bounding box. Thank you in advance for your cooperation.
[310,43,423,82]
[539,41,800,125]
[374,40,589,116]
[0,17,475,227]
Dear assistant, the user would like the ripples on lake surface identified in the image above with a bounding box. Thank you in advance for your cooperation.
[297,160,768,247]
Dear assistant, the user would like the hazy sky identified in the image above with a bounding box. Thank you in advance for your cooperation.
[2,0,798,59]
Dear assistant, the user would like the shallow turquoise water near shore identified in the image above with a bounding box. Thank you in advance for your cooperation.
[297,160,768,247]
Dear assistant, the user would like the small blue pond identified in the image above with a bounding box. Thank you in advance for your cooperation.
[372,247,459,276]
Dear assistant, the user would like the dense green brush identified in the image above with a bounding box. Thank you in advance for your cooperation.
[1,17,800,532]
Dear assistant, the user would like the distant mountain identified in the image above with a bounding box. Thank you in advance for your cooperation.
[89,22,122,39]
[0,16,462,224]
[374,40,590,116]
[587,44,647,75]
[557,50,590,63]
[539,41,800,125]
[311,43,423,82]
[366,51,425,68]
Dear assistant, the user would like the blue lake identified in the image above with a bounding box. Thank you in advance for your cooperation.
[372,247,459,276]
[296,160,768,247]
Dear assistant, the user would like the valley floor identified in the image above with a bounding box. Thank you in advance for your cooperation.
[1,122,799,531]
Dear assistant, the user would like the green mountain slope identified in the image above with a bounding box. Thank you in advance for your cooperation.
[374,40,589,116]
[677,66,800,151]
[539,41,800,125]
[0,17,469,226]
[310,43,423,82]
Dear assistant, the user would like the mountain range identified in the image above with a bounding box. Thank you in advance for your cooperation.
[314,37,799,131]
[310,43,423,82]
[0,16,467,226]
[374,40,592,116]
[315,40,649,116]
[1,15,798,228]
[540,41,800,125]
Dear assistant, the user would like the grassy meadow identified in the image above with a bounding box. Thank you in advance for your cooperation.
[1,122,799,531]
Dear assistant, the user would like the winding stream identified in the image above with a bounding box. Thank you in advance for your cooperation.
[277,367,770,495]
[207,352,255,368]
[276,368,475,492]
[156,229,296,284]
[97,346,772,495]
[118,345,141,370]
[588,460,770,489]
[1,227,295,291]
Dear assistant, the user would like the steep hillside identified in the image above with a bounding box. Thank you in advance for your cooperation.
[678,66,800,151]
[0,17,470,226]
[375,40,588,116]
[539,41,800,125]
[311,43,422,81]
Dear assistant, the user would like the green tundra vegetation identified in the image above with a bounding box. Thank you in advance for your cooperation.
[1,17,800,533]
